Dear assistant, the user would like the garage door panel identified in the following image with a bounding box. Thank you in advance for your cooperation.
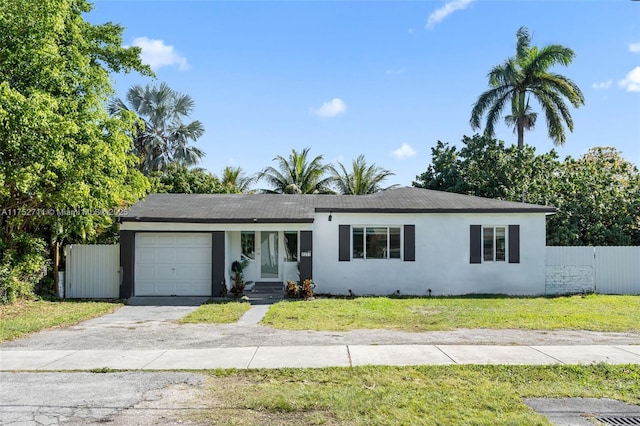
[175,248,210,263]
[174,235,210,247]
[136,265,156,280]
[173,281,210,296]
[174,265,211,279]
[153,248,177,263]
[134,233,213,297]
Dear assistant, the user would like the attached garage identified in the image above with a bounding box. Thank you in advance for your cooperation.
[134,233,212,296]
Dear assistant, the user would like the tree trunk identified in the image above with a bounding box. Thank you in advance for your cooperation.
[517,122,524,149]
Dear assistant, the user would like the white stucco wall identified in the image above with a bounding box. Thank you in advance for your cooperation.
[312,212,547,296]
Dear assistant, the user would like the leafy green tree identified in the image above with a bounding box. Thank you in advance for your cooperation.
[413,136,639,246]
[547,147,640,246]
[257,148,334,194]
[0,0,151,300]
[149,165,224,194]
[109,82,205,174]
[330,155,397,195]
[220,166,255,193]
[470,26,585,148]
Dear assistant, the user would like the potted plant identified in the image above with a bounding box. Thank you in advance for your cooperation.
[230,259,252,296]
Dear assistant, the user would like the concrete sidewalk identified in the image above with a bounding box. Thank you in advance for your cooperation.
[2,345,638,371]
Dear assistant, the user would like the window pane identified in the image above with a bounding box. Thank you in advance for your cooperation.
[284,231,298,262]
[353,227,364,259]
[366,227,388,259]
[496,227,506,262]
[483,227,494,261]
[241,231,255,260]
[389,227,401,259]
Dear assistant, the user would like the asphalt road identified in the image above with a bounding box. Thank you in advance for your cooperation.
[0,372,206,425]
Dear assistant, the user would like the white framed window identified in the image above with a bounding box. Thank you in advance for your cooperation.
[483,226,506,262]
[352,226,401,260]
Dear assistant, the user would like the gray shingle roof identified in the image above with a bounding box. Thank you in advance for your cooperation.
[122,187,556,223]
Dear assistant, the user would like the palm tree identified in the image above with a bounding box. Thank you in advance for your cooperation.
[504,97,538,137]
[257,147,333,194]
[109,82,205,174]
[330,155,398,195]
[470,26,585,148]
[220,166,255,193]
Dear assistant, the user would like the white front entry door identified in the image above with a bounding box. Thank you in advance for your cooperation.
[135,233,211,296]
[260,231,279,280]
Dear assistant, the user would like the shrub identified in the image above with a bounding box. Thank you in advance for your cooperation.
[286,280,299,298]
[0,234,47,304]
[300,279,315,299]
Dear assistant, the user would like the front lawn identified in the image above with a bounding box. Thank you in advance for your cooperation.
[179,300,251,324]
[192,364,640,425]
[0,299,122,342]
[261,295,640,332]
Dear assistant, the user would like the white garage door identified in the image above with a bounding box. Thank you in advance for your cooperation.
[135,233,212,296]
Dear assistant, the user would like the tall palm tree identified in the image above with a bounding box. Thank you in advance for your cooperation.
[470,26,584,148]
[330,155,398,195]
[504,97,538,137]
[108,82,205,174]
[257,147,334,194]
[220,166,255,193]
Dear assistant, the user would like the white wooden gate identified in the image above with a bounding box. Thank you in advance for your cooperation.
[545,247,640,295]
[65,244,120,298]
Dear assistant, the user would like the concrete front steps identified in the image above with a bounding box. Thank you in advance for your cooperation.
[247,281,285,305]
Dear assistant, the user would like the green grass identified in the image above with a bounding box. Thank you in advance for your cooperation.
[0,299,122,342]
[179,300,251,324]
[192,364,640,425]
[261,295,640,332]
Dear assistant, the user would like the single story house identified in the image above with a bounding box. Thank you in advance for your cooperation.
[119,187,556,298]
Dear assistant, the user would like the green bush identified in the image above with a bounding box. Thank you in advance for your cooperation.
[0,235,47,304]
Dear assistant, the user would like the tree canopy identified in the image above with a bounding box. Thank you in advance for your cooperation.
[414,135,639,246]
[149,165,225,194]
[330,155,397,195]
[257,147,334,194]
[109,82,206,175]
[0,0,151,300]
[470,27,584,148]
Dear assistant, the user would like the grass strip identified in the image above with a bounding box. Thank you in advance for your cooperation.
[179,300,251,324]
[262,295,640,332]
[192,364,640,425]
[0,299,122,342]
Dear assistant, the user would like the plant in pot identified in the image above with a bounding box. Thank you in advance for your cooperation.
[230,259,252,296]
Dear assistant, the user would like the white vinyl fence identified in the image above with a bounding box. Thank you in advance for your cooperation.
[65,244,120,298]
[546,246,640,295]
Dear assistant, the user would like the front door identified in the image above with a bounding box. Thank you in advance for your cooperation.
[260,231,279,279]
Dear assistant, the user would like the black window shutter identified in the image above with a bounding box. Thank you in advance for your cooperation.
[338,225,350,261]
[404,225,415,261]
[508,225,520,263]
[470,225,481,264]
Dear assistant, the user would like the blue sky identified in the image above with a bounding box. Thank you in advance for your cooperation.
[88,0,640,188]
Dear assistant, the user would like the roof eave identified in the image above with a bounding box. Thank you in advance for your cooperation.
[120,217,315,224]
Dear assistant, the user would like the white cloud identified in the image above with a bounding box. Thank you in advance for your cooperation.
[131,36,190,71]
[592,80,612,90]
[618,67,640,92]
[385,68,405,75]
[426,0,474,30]
[391,143,417,160]
[309,98,347,118]
[629,43,640,53]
